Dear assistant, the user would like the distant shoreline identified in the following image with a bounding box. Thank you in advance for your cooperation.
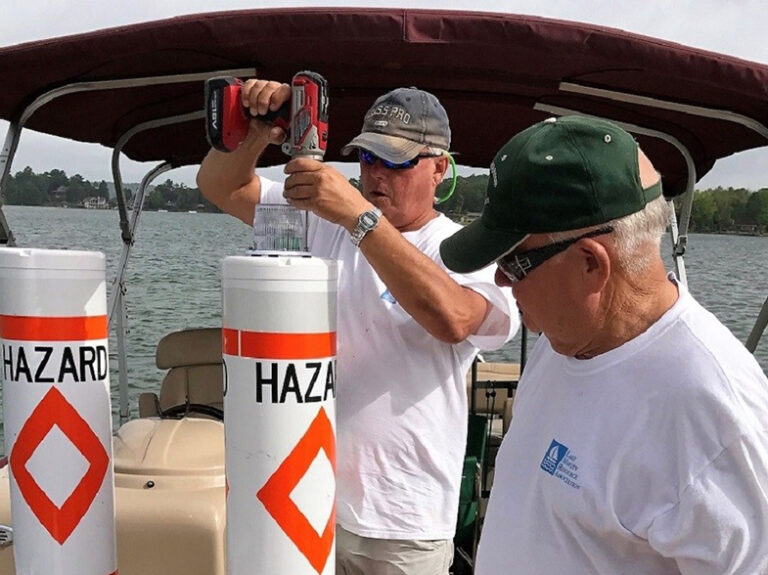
[3,204,767,236]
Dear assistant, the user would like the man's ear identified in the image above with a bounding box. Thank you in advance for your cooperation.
[579,239,611,293]
[433,155,450,185]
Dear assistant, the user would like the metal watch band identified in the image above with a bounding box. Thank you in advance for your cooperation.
[350,206,382,246]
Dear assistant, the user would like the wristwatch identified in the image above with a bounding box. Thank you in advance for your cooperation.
[350,206,382,246]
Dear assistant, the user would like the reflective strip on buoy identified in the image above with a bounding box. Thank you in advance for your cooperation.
[0,248,117,575]
[223,255,337,575]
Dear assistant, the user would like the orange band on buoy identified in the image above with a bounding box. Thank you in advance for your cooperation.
[223,329,336,360]
[0,315,108,341]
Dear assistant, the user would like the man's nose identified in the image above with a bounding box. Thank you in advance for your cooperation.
[368,160,388,179]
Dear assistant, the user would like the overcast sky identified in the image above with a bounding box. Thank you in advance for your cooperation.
[1,0,767,189]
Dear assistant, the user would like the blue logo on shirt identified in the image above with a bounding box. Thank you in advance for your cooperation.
[380,289,396,304]
[540,439,581,489]
[540,439,568,475]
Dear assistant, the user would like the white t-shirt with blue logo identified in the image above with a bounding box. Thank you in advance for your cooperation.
[477,277,768,574]
[259,176,519,539]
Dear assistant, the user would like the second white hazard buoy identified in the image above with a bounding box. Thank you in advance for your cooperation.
[223,255,338,575]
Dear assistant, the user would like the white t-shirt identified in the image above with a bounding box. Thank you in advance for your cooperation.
[477,277,768,574]
[259,176,519,539]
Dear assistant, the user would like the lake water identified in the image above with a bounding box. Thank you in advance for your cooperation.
[1,205,767,445]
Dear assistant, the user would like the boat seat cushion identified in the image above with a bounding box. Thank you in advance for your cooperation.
[156,327,222,369]
[137,328,224,418]
[158,364,223,413]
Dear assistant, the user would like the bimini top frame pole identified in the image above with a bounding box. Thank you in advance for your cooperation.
[559,82,768,141]
[557,81,768,260]
[113,159,174,424]
[107,111,203,424]
[0,122,22,246]
[540,81,768,353]
[534,102,696,285]
[108,110,204,324]
[0,67,253,422]
[0,67,255,249]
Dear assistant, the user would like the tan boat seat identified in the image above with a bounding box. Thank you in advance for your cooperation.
[138,328,223,418]
[466,361,519,415]
[466,361,519,450]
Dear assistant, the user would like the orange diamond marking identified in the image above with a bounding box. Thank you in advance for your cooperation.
[10,386,109,545]
[257,407,336,574]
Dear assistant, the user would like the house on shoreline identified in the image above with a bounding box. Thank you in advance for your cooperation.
[81,196,109,209]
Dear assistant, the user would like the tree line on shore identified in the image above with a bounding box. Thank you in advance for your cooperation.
[2,167,220,213]
[5,167,768,233]
[4,167,111,206]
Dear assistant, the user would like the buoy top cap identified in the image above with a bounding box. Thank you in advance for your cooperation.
[0,247,105,271]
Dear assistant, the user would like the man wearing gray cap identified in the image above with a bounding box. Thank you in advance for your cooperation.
[440,115,768,574]
[198,80,518,574]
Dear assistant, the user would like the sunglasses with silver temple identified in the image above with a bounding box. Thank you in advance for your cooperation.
[496,227,614,282]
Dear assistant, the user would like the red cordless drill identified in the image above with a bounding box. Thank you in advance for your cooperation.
[205,71,329,160]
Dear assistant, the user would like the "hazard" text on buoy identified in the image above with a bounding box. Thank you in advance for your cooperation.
[255,360,336,404]
[1,344,108,383]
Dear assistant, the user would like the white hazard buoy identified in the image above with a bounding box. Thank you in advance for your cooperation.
[223,255,337,575]
[0,248,117,575]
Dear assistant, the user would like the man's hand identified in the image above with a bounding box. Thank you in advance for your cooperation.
[198,78,292,224]
[283,158,372,230]
[240,79,292,146]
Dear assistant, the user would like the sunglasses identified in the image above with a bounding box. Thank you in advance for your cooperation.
[497,227,614,282]
[358,149,437,170]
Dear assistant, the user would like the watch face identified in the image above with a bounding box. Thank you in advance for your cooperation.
[351,208,382,245]
[360,212,378,229]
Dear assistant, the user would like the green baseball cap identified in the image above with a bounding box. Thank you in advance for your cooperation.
[439,115,662,273]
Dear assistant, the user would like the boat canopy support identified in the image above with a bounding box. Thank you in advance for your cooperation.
[548,82,768,352]
[552,80,768,267]
[108,112,204,424]
[114,160,174,424]
[0,67,256,248]
[0,120,22,246]
[107,111,204,324]
[0,67,252,423]
[559,82,768,141]
[747,297,768,354]
[534,103,696,285]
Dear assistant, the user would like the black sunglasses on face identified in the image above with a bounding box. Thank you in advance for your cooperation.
[358,149,437,170]
[497,227,615,282]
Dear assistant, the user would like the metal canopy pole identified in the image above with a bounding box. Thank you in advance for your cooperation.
[114,160,174,424]
[19,68,257,130]
[0,66,256,248]
[108,111,205,424]
[746,297,768,354]
[0,121,22,246]
[108,111,204,324]
[0,67,254,425]
[553,82,768,353]
[534,103,696,285]
[558,82,768,140]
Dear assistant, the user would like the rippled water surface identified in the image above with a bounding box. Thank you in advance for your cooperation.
[2,206,767,445]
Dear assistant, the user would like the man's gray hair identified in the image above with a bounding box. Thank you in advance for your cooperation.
[548,194,671,276]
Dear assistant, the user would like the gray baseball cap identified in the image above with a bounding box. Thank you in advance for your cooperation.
[341,87,451,163]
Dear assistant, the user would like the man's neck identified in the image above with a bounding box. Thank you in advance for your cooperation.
[396,209,439,233]
[576,262,679,359]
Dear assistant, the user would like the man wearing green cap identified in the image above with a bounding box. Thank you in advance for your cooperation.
[198,79,519,574]
[440,115,768,573]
